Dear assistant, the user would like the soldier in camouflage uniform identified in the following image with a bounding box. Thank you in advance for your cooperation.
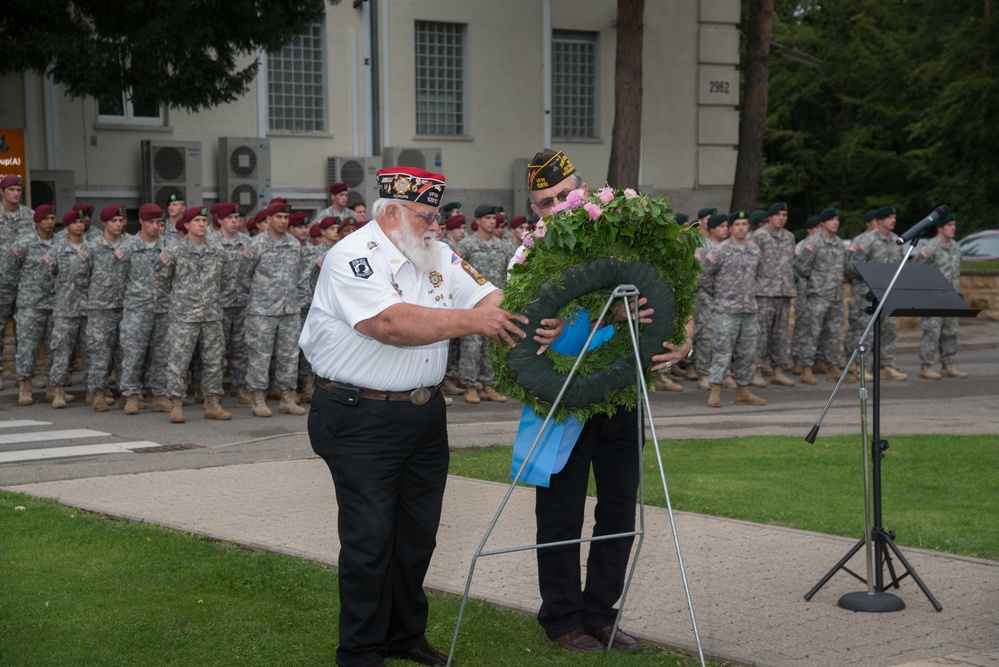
[749,203,797,388]
[700,211,766,407]
[46,210,90,408]
[791,215,822,372]
[843,209,879,380]
[693,212,729,390]
[2,204,57,405]
[0,174,36,387]
[914,212,967,379]
[244,200,307,417]
[455,205,513,404]
[161,194,185,244]
[847,205,908,380]
[81,205,130,410]
[793,208,856,386]
[155,206,234,423]
[443,215,466,252]
[289,211,318,401]
[118,203,170,415]
[212,202,254,407]
[316,182,356,223]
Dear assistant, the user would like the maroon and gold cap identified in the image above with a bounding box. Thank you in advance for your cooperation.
[100,205,127,223]
[376,167,445,207]
[528,148,575,192]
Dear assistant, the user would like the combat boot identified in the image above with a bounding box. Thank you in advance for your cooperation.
[655,374,683,392]
[919,364,942,380]
[735,385,767,406]
[51,386,69,409]
[791,362,803,376]
[279,389,306,415]
[697,376,711,391]
[880,366,908,381]
[707,384,722,408]
[826,364,856,383]
[813,359,830,375]
[684,363,699,381]
[18,380,34,406]
[444,396,454,406]
[266,382,281,401]
[204,396,232,420]
[47,383,75,403]
[442,378,464,396]
[481,386,508,402]
[233,387,253,408]
[150,396,172,413]
[800,366,818,385]
[124,396,140,415]
[761,361,773,377]
[31,376,46,389]
[723,375,737,389]
[92,389,109,412]
[771,367,796,387]
[464,387,481,404]
[251,391,272,418]
[750,369,768,388]
[119,395,147,410]
[169,398,185,423]
[300,376,315,404]
[941,364,968,378]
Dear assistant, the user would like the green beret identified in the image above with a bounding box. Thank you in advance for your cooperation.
[939,212,956,226]
[876,205,895,219]
[728,210,748,224]
[441,202,462,214]
[805,215,821,229]
[675,213,689,224]
[697,207,717,220]
[863,209,878,223]
[767,202,788,215]
[749,210,769,226]
[474,204,498,219]
[707,213,728,228]
[819,207,838,222]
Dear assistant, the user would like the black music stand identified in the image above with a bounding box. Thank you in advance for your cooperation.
[804,262,979,612]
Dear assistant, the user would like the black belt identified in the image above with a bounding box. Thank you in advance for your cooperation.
[315,377,441,405]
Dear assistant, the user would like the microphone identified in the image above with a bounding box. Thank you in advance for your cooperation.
[896,205,950,245]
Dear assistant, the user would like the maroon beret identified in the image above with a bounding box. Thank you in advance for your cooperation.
[329,182,348,196]
[100,205,126,223]
[1,174,23,190]
[265,200,292,217]
[245,217,257,231]
[175,219,187,233]
[138,203,164,221]
[181,206,209,225]
[509,215,527,230]
[376,167,445,207]
[289,211,309,227]
[72,202,94,216]
[214,202,237,219]
[445,215,466,231]
[308,224,322,238]
[318,216,338,230]
[337,217,358,232]
[268,197,288,206]
[33,205,55,223]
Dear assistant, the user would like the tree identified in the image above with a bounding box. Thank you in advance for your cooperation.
[731,0,774,212]
[0,0,335,113]
[606,0,645,189]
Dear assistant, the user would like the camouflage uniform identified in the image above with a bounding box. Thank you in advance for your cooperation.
[693,239,719,377]
[700,240,761,385]
[848,229,903,367]
[299,242,328,381]
[118,234,170,398]
[914,235,962,365]
[2,231,56,381]
[244,232,305,392]
[315,205,355,223]
[213,232,254,391]
[455,233,513,389]
[790,237,811,365]
[843,231,872,364]
[81,235,128,394]
[47,240,90,386]
[0,204,35,369]
[155,238,232,397]
[749,225,796,369]
[793,232,847,367]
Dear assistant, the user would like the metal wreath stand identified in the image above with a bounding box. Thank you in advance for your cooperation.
[446,284,706,667]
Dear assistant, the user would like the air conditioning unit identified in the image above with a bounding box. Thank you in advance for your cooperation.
[141,140,203,210]
[218,137,271,212]
[381,147,443,173]
[512,158,530,218]
[29,170,75,216]
[327,156,380,207]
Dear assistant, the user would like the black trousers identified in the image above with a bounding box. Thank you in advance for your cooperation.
[308,387,449,667]
[535,408,642,638]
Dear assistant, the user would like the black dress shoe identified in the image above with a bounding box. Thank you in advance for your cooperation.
[386,640,451,666]
[589,626,645,652]
[550,629,604,653]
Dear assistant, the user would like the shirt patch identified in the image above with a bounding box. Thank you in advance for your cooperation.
[159,251,171,265]
[41,253,53,265]
[461,261,488,286]
[77,249,87,260]
[350,257,374,279]
[428,271,443,288]
[451,252,462,266]
[367,241,379,249]
[241,248,252,259]
[10,246,20,257]
[114,248,125,260]
[315,257,324,268]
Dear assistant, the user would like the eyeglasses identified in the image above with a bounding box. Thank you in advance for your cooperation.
[534,187,574,211]
[399,203,443,225]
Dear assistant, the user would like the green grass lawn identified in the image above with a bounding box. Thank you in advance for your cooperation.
[448,434,999,561]
[0,492,712,667]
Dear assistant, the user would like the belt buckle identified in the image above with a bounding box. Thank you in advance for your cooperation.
[409,386,431,405]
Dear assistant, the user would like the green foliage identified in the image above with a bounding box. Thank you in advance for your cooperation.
[0,0,336,112]
[764,0,999,238]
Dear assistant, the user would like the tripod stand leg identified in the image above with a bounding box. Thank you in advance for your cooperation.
[804,537,866,601]
[883,534,944,611]
[874,532,901,590]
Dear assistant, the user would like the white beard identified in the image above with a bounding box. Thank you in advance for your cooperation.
[388,223,439,273]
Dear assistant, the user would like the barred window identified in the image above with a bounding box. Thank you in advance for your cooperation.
[268,21,326,132]
[553,31,598,139]
[415,21,465,136]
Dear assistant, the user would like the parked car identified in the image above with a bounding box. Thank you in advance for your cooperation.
[959,229,999,261]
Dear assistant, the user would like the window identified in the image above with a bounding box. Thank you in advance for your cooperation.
[415,21,465,136]
[98,90,165,126]
[552,30,598,139]
[268,20,326,132]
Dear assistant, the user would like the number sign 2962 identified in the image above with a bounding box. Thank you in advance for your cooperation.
[709,80,730,94]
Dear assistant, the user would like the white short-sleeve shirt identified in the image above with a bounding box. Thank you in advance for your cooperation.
[300,220,497,390]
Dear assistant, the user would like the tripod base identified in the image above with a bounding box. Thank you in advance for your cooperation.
[838,590,905,612]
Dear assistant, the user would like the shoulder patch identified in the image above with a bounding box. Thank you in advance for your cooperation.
[42,253,53,265]
[461,261,488,285]
[349,257,374,279]
[241,248,252,259]
[803,243,814,253]
[114,248,125,260]
[77,249,87,260]
[10,246,20,257]
[451,252,462,265]
[159,251,171,265]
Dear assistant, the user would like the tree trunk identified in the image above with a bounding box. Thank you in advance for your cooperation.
[606,0,645,189]
[730,0,774,211]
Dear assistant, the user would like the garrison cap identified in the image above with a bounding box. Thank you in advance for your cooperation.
[527,148,576,192]
[376,167,446,206]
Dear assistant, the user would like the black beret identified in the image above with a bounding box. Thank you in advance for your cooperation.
[674,213,689,224]
[876,205,895,219]
[805,215,821,229]
[819,207,838,222]
[728,210,748,224]
[939,212,956,226]
[707,213,728,229]
[767,202,788,215]
[749,210,769,226]
[474,204,498,219]
[697,207,717,219]
[863,209,878,223]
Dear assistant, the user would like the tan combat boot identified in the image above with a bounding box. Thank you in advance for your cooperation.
[464,387,481,404]
[655,374,684,392]
[124,396,140,415]
[813,359,830,375]
[279,389,306,415]
[684,363,699,381]
[251,391,272,418]
[791,362,803,375]
[444,395,454,406]
[51,386,69,409]
[204,396,232,420]
[825,364,856,383]
[723,375,737,389]
[266,382,281,401]
[800,366,818,385]
[233,387,253,408]
[735,385,767,406]
[169,397,185,423]
[941,364,968,378]
[442,378,464,396]
[697,376,711,391]
[481,386,508,402]
[707,384,722,408]
[150,396,172,412]
[770,367,796,387]
[18,380,34,406]
[760,362,773,377]
[92,389,109,412]
[48,384,75,403]
[300,376,315,404]
[750,369,768,388]
[880,366,908,381]
[919,364,942,380]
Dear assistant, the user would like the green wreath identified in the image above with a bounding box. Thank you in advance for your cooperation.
[488,187,702,423]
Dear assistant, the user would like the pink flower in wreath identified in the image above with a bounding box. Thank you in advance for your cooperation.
[624,188,638,199]
[565,189,586,209]
[523,233,534,248]
[584,203,603,220]
[534,220,547,238]
[513,249,528,264]
[598,187,614,204]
